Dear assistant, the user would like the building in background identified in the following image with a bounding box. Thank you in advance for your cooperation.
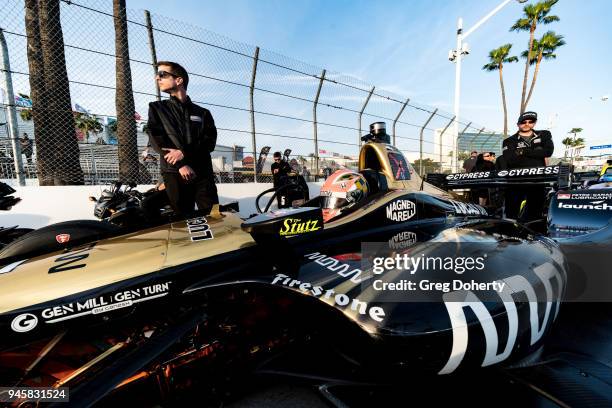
[458,132,503,157]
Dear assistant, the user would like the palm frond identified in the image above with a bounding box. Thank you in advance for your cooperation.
[482,62,499,71]
[543,15,560,24]
[510,17,530,32]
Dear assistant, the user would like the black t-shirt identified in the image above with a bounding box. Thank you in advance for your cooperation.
[271,160,291,187]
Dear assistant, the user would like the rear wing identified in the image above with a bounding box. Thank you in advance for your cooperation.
[427,164,571,190]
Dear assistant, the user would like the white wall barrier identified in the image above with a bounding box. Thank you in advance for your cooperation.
[1,182,323,229]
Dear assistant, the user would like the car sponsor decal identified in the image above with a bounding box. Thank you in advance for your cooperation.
[564,192,612,200]
[446,171,492,181]
[37,282,171,324]
[438,263,563,375]
[271,273,385,322]
[11,313,38,332]
[386,200,416,222]
[48,242,96,274]
[449,200,488,216]
[279,218,321,236]
[557,200,612,211]
[388,231,417,250]
[304,252,362,283]
[186,217,214,241]
[557,193,571,199]
[497,166,559,177]
[55,233,70,244]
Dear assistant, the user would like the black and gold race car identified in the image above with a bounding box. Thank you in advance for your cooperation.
[0,131,610,407]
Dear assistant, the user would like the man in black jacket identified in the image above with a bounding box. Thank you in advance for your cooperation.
[502,111,554,221]
[271,151,292,207]
[147,61,218,216]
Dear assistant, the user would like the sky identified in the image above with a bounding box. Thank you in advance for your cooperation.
[125,0,612,156]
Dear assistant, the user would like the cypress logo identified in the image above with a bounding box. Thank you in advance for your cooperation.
[386,200,416,222]
[279,218,321,236]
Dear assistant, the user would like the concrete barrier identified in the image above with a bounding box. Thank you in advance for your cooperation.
[2,182,323,229]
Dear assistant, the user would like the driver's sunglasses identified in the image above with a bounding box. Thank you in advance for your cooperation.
[519,120,535,125]
[156,70,177,79]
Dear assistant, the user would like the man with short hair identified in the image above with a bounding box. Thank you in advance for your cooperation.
[146,61,218,216]
[463,151,478,172]
[271,151,291,207]
[502,111,554,221]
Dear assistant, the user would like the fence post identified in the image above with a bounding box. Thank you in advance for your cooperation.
[249,46,259,183]
[313,69,325,179]
[144,10,161,102]
[392,98,409,147]
[0,28,25,186]
[358,86,375,148]
[419,108,437,176]
[438,115,455,172]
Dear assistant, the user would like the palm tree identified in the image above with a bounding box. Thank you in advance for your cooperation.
[113,0,139,183]
[24,0,53,184]
[561,137,574,159]
[510,0,560,114]
[19,109,32,121]
[483,44,519,137]
[567,128,583,163]
[38,0,84,185]
[522,31,565,109]
[569,127,583,141]
[75,113,103,142]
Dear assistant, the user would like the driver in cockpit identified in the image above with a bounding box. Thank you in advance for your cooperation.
[319,170,369,222]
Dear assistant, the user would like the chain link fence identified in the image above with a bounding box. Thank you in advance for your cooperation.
[0,0,502,186]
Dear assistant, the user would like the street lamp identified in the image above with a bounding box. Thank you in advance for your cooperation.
[449,0,527,171]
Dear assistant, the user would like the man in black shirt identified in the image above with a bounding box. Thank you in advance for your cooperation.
[147,61,218,216]
[463,151,478,172]
[502,111,554,221]
[271,151,292,207]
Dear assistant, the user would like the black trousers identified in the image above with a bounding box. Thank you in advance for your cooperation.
[504,186,545,222]
[163,172,219,217]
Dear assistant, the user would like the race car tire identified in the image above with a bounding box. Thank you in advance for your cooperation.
[0,220,121,263]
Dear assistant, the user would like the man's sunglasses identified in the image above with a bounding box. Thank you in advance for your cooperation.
[156,70,177,79]
[519,120,536,125]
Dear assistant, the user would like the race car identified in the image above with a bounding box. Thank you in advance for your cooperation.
[0,127,609,407]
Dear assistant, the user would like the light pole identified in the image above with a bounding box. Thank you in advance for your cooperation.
[449,0,526,171]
